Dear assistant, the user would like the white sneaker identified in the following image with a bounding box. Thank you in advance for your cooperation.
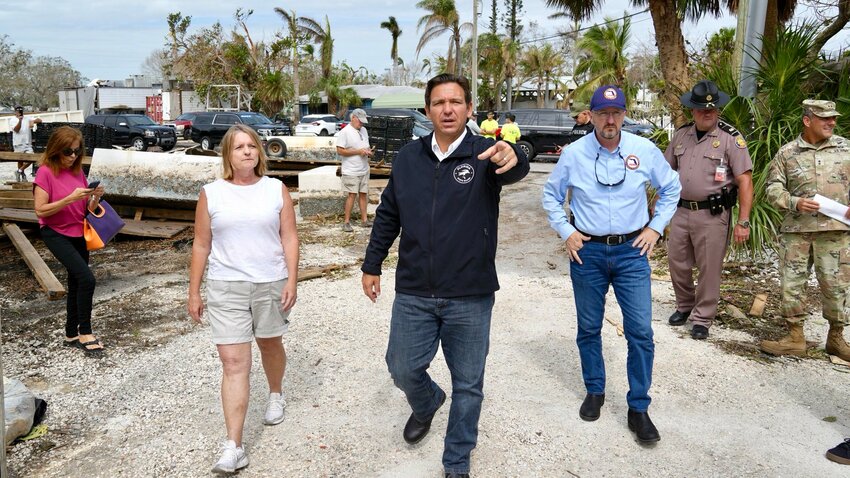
[263,392,286,425]
[211,439,248,474]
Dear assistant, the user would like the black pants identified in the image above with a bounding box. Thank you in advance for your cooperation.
[40,226,96,337]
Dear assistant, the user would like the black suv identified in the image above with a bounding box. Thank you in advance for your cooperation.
[84,114,177,151]
[498,109,584,160]
[190,112,290,150]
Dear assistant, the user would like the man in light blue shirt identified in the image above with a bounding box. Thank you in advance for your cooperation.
[542,85,680,445]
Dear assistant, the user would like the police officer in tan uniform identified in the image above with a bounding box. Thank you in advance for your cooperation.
[760,99,850,361]
[664,80,754,340]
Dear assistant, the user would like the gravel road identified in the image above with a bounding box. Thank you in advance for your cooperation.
[2,162,849,477]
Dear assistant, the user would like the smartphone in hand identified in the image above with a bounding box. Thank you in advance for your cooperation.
[87,180,101,189]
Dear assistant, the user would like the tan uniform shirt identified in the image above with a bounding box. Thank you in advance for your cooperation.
[766,134,850,233]
[664,121,753,201]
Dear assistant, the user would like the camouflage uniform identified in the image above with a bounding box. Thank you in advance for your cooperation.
[766,133,850,326]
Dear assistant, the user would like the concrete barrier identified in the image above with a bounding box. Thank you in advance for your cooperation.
[87,148,220,208]
[298,165,345,218]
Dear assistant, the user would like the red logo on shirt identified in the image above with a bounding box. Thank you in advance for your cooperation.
[625,155,640,170]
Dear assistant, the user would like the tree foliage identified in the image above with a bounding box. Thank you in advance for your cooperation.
[0,35,82,110]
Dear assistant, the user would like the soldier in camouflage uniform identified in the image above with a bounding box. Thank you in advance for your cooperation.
[760,99,850,361]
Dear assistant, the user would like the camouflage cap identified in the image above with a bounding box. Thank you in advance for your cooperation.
[803,99,841,118]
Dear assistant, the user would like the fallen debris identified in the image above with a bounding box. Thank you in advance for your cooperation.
[1,222,64,300]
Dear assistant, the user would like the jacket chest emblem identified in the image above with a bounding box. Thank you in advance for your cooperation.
[454,163,475,184]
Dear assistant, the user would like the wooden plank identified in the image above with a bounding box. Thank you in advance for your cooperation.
[1,222,65,300]
[0,190,33,198]
[0,208,189,239]
[112,205,195,222]
[264,170,301,178]
[0,198,33,209]
[0,151,90,166]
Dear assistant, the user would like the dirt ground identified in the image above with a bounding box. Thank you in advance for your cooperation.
[1,162,849,477]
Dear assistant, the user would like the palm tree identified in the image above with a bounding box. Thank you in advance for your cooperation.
[309,16,334,81]
[478,32,507,110]
[380,16,403,83]
[415,0,472,76]
[573,15,632,104]
[520,44,563,108]
[273,8,321,121]
[256,70,293,117]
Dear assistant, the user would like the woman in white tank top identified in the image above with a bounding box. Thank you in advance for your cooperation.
[188,124,299,473]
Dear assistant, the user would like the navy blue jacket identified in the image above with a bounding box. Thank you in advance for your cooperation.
[362,130,530,298]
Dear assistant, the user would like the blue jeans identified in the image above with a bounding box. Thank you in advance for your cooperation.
[386,292,494,474]
[570,241,654,412]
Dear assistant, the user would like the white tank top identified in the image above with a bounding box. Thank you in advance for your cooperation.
[204,176,288,282]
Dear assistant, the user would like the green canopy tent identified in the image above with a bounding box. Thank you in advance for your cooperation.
[370,92,425,109]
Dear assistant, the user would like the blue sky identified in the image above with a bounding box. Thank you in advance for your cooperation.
[1,1,844,82]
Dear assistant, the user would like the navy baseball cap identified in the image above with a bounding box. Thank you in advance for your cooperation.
[590,85,626,111]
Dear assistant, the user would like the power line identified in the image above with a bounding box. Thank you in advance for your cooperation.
[518,8,651,45]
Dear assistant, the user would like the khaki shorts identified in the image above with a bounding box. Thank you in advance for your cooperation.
[206,279,290,344]
[341,174,369,194]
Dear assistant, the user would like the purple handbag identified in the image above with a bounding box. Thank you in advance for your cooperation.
[83,200,125,251]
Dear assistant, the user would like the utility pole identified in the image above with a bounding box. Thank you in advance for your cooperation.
[732,0,749,85]
[738,0,767,98]
[472,0,479,112]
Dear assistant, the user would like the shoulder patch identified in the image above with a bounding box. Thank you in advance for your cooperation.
[718,120,741,137]
[735,135,747,149]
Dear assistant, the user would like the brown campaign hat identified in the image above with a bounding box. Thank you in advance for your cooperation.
[803,99,841,118]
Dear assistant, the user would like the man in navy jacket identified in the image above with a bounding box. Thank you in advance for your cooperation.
[362,73,529,478]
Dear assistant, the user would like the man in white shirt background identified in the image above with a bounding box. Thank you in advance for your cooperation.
[336,108,373,232]
[10,105,42,182]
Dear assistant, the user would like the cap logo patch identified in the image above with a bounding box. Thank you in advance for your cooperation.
[454,163,474,184]
[604,88,618,100]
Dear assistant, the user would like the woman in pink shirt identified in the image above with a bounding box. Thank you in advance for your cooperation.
[33,126,105,354]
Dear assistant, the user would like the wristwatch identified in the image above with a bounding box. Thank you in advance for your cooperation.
[737,219,750,228]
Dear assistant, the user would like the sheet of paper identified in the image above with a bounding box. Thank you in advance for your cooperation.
[813,194,850,226]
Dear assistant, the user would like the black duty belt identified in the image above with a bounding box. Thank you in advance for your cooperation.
[578,228,642,246]
[677,199,711,210]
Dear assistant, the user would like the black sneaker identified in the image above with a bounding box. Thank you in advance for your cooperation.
[827,438,850,465]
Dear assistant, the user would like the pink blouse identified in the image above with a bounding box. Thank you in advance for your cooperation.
[33,167,88,237]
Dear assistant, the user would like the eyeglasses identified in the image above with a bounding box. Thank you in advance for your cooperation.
[61,147,83,157]
[594,152,627,187]
[592,110,625,120]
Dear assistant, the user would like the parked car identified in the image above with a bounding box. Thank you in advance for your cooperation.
[164,112,201,139]
[189,111,290,150]
[294,114,340,136]
[498,109,577,160]
[622,116,654,138]
[85,114,177,151]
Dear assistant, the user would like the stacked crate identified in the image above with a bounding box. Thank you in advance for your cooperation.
[368,115,414,165]
[33,123,114,155]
